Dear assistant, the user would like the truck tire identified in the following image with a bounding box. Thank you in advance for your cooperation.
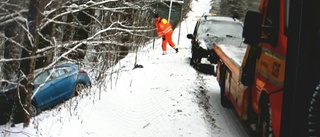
[220,87,232,108]
[258,95,273,137]
[308,81,320,137]
[220,65,232,108]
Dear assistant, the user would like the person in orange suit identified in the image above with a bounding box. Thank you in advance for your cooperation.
[153,14,178,55]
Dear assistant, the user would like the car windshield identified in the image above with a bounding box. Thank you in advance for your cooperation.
[197,20,243,39]
[33,66,74,85]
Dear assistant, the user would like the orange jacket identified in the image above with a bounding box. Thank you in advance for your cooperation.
[155,17,173,37]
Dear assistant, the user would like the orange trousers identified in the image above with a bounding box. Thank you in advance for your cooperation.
[162,32,176,52]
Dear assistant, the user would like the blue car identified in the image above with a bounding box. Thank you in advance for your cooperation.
[30,63,91,116]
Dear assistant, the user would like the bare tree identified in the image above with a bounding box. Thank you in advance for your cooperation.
[0,0,29,126]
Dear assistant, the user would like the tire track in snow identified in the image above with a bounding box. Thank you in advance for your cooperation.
[193,72,221,133]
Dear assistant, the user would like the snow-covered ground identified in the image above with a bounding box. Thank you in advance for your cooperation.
[0,0,249,136]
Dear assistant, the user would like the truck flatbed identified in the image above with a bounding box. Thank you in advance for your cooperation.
[214,38,247,76]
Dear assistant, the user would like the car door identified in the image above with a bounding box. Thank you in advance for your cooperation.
[50,67,77,101]
[33,70,60,110]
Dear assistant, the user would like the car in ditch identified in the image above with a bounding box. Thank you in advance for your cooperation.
[0,63,91,124]
[30,63,91,116]
[186,14,244,67]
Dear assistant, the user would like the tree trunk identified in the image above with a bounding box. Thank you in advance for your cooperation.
[19,0,50,127]
[3,0,27,125]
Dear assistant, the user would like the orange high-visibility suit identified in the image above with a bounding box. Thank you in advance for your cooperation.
[154,16,177,54]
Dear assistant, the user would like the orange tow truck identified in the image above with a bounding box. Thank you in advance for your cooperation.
[214,0,320,136]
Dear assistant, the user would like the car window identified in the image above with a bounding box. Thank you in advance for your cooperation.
[34,71,50,85]
[197,20,243,39]
[33,66,76,85]
[51,68,66,79]
[64,66,75,73]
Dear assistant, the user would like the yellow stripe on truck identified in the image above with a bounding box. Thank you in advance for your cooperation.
[257,48,286,86]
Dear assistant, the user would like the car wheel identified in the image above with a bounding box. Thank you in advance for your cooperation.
[29,104,39,117]
[73,83,86,96]
[208,50,219,64]
[191,48,201,68]
[257,95,273,137]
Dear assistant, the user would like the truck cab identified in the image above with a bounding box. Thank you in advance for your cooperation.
[215,0,293,136]
[215,0,320,136]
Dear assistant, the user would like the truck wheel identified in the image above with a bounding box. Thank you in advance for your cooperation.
[220,65,232,108]
[220,87,232,108]
[308,81,320,137]
[258,96,273,137]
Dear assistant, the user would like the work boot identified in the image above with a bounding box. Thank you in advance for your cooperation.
[175,48,179,53]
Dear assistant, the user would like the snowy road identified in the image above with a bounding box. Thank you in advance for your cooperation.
[187,61,250,137]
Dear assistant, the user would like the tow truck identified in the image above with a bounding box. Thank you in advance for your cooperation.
[214,0,320,136]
